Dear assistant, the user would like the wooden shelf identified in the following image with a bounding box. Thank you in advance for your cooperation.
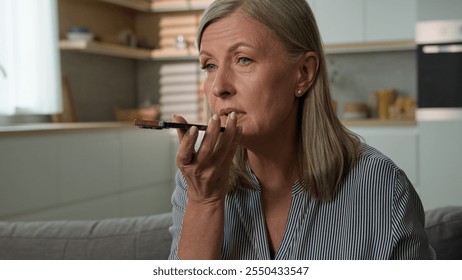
[101,0,212,12]
[100,0,151,12]
[341,118,416,127]
[60,40,153,59]
[325,40,416,54]
[60,40,199,60]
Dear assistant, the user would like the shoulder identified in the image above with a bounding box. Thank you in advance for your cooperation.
[353,142,402,179]
[340,142,409,200]
[357,142,398,169]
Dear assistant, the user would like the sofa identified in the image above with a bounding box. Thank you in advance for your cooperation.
[0,207,461,260]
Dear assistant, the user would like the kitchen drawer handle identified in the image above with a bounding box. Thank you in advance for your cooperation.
[423,44,462,54]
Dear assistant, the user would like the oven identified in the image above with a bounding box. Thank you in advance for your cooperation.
[416,20,462,108]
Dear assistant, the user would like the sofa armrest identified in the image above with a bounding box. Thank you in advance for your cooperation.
[425,206,462,260]
[0,213,173,260]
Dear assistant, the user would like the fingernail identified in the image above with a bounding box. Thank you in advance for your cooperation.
[229,112,236,120]
[209,113,218,124]
[189,126,198,136]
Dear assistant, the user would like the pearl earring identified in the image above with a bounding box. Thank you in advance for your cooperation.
[297,90,303,97]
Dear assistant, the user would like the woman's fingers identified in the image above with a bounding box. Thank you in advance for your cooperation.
[176,125,199,166]
[196,114,221,159]
[173,112,199,167]
[197,112,240,163]
[212,112,238,156]
[173,115,188,143]
[174,114,199,166]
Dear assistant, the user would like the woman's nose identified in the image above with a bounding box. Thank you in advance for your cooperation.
[211,69,236,98]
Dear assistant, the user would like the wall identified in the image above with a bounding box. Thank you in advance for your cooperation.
[60,52,137,122]
[136,60,162,106]
[0,128,176,221]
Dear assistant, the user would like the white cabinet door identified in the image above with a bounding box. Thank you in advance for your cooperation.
[417,0,462,21]
[365,0,416,42]
[315,0,364,44]
[349,126,419,188]
[418,120,462,210]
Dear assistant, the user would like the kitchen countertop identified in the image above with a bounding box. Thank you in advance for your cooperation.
[0,122,135,136]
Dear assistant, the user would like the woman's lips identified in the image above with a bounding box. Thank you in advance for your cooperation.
[217,108,244,127]
[219,108,244,117]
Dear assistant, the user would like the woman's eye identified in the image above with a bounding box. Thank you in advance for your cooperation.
[201,64,218,72]
[238,57,252,65]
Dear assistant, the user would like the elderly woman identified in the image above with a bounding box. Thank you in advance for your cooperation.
[169,0,435,260]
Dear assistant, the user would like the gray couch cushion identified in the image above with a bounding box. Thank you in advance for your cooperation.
[425,206,462,260]
[0,213,173,260]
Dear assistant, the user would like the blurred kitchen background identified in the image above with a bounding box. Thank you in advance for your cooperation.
[1,0,461,221]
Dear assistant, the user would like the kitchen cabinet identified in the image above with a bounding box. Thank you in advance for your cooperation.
[349,126,419,188]
[365,0,416,42]
[417,0,462,21]
[418,118,462,210]
[308,0,417,50]
[348,117,462,210]
[314,0,364,44]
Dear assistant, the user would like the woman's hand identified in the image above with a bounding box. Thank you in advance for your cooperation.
[174,112,242,205]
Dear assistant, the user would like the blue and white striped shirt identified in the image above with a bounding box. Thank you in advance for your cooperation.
[169,143,436,259]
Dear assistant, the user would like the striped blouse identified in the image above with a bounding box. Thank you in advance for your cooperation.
[168,143,436,260]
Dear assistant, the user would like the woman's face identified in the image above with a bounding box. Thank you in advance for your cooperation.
[199,9,301,147]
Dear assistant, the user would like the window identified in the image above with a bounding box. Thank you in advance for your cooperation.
[0,0,61,116]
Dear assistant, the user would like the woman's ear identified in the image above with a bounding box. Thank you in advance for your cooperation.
[295,51,319,97]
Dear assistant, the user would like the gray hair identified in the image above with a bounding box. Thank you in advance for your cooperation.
[197,0,323,62]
